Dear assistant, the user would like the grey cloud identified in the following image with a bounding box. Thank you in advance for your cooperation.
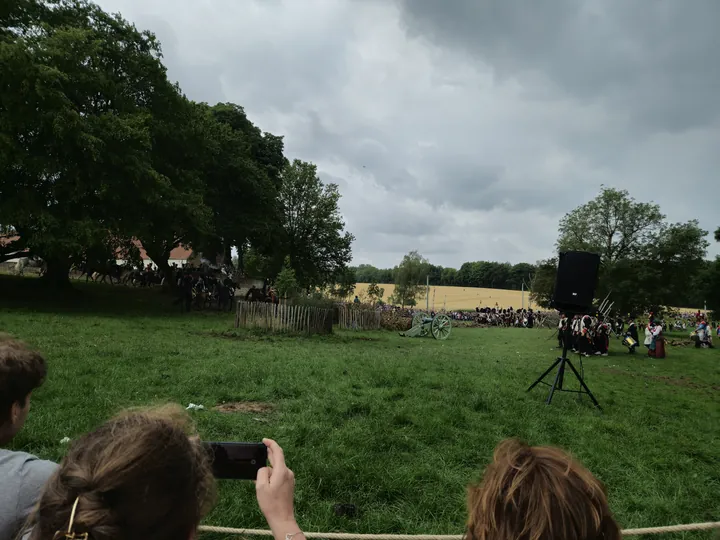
[93,0,719,267]
[397,0,720,133]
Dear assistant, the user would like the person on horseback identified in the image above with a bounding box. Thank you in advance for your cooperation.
[193,275,207,309]
[245,285,258,301]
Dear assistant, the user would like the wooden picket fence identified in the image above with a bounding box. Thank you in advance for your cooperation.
[235,300,332,335]
[337,304,382,331]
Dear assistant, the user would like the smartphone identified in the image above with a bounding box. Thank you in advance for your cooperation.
[203,442,267,480]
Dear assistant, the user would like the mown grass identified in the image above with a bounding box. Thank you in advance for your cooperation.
[0,276,718,539]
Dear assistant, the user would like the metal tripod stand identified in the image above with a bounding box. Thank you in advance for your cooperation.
[527,322,601,409]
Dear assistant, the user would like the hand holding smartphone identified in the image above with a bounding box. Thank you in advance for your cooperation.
[255,438,301,540]
[203,441,268,480]
[205,439,303,540]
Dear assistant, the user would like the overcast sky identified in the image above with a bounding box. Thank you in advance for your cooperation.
[96,0,720,268]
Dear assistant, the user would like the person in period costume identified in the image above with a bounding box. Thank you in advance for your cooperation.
[557,313,568,349]
[647,320,665,358]
[593,315,609,356]
[693,320,714,348]
[571,315,581,352]
[623,318,639,354]
[614,317,625,337]
[526,309,535,329]
[578,315,595,357]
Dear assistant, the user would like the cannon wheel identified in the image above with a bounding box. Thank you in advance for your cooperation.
[413,312,429,337]
[431,314,452,340]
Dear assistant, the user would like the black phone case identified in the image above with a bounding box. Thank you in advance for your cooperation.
[203,442,267,480]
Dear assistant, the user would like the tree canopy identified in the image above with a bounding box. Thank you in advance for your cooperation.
[352,260,536,290]
[0,0,354,288]
[390,251,430,307]
[277,159,354,290]
[531,187,709,315]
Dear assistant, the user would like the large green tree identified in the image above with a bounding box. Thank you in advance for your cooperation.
[128,95,214,285]
[529,258,558,309]
[0,0,177,285]
[329,266,357,299]
[532,188,709,314]
[1,0,359,293]
[557,187,665,263]
[391,250,429,307]
[203,103,285,268]
[278,159,354,290]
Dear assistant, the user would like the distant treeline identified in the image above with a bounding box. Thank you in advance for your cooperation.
[353,261,536,291]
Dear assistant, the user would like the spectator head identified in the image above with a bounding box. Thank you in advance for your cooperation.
[27,405,215,540]
[0,334,47,445]
[466,439,620,540]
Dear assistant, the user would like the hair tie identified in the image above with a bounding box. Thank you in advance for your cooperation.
[53,497,88,540]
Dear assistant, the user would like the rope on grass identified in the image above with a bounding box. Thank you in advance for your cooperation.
[199,521,720,537]
[622,522,720,535]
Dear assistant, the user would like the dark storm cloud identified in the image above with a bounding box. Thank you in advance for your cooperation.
[93,0,720,267]
[397,0,720,132]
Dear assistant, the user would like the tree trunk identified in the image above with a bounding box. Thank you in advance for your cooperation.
[223,243,232,267]
[42,258,72,288]
[236,244,245,274]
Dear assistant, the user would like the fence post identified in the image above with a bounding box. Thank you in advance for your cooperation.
[235,300,335,335]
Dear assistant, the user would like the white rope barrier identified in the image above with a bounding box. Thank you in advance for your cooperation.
[199,521,720,537]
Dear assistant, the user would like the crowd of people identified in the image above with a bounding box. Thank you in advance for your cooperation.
[556,310,717,358]
[1,334,624,540]
[370,303,551,328]
[557,313,673,358]
[470,307,551,327]
[557,314,613,357]
[73,262,237,312]
[172,265,236,312]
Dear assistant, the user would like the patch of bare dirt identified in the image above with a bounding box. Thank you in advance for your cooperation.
[214,401,274,414]
[666,339,694,347]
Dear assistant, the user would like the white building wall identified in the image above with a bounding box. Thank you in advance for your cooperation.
[116,259,188,269]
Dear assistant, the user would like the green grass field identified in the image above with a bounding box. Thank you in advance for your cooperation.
[0,277,718,538]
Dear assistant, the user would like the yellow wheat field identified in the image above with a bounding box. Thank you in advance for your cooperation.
[352,283,540,311]
[352,284,704,313]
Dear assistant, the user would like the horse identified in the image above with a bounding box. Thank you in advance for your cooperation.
[122,268,144,286]
[216,278,236,311]
[245,285,278,303]
[245,286,267,302]
[76,261,123,285]
[123,267,163,287]
[14,257,29,276]
[13,256,43,276]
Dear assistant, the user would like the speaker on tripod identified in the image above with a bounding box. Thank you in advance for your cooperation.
[527,251,602,409]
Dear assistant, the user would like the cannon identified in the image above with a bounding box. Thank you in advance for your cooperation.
[400,312,452,340]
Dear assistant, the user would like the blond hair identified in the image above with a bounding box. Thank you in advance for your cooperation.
[27,404,215,540]
[466,439,620,540]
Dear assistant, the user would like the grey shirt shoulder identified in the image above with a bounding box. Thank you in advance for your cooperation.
[0,449,57,540]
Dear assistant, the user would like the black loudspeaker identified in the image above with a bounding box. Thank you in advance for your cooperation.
[551,251,600,312]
